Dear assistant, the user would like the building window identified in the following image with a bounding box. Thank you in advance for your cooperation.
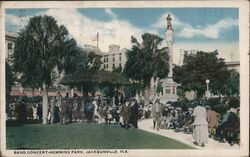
[119,53,122,61]
[104,64,109,69]
[8,43,13,50]
[106,64,108,68]
[119,63,121,67]
[113,55,115,62]
[103,55,106,62]
[103,55,108,62]
[113,64,115,69]
[104,55,109,63]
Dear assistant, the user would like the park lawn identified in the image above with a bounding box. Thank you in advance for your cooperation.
[6,121,194,149]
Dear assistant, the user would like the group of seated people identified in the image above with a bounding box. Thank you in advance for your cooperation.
[154,103,240,146]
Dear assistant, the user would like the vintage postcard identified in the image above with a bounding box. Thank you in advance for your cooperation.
[0,1,249,157]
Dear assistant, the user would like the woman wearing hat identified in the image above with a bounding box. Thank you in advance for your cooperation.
[206,106,220,138]
[192,104,208,147]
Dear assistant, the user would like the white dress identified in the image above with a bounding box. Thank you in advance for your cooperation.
[32,106,38,119]
[192,105,209,146]
[93,100,100,118]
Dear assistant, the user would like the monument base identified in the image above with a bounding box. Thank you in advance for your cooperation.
[160,94,179,104]
[160,78,179,104]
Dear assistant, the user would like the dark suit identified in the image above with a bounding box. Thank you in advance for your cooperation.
[131,102,139,128]
[121,103,131,128]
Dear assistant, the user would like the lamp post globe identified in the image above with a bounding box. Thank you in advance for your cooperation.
[205,79,210,90]
[205,79,210,84]
[205,79,210,99]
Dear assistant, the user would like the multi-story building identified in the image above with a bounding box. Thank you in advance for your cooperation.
[225,61,240,72]
[5,32,18,64]
[101,45,127,71]
[84,44,127,71]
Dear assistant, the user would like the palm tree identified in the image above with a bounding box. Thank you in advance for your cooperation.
[224,69,239,97]
[123,33,169,106]
[13,15,79,124]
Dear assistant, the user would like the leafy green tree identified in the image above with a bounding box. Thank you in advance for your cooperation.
[224,69,239,97]
[6,62,15,109]
[123,33,169,106]
[13,15,80,124]
[173,50,229,98]
[112,65,122,74]
[227,97,240,108]
[156,80,163,96]
[62,47,85,74]
[85,51,102,71]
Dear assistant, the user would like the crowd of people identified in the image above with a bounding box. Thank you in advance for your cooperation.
[149,98,240,147]
[7,94,240,147]
[7,92,142,129]
[7,99,43,121]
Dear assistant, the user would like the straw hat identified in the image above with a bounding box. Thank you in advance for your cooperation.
[176,107,182,111]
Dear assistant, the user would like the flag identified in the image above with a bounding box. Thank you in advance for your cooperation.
[92,32,99,41]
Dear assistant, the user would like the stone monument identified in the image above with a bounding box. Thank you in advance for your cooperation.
[160,14,179,104]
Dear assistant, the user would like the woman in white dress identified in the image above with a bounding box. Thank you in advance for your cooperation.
[192,105,209,147]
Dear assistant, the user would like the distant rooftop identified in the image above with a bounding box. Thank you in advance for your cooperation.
[225,61,240,65]
[84,44,126,55]
[5,31,18,38]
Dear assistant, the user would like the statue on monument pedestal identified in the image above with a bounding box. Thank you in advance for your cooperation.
[160,14,179,104]
[166,14,173,31]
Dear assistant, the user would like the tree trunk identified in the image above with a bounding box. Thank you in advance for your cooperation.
[32,87,35,102]
[144,84,150,106]
[42,83,48,124]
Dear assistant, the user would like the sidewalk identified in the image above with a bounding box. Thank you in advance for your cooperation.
[138,118,240,150]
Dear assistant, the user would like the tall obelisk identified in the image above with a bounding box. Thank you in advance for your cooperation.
[166,14,174,79]
[160,14,179,104]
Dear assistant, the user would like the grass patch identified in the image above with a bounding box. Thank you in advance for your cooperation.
[6,122,194,149]
[6,119,42,126]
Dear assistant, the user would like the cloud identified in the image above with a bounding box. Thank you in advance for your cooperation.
[152,12,238,39]
[104,8,117,19]
[177,18,238,39]
[173,41,239,64]
[42,9,145,52]
[5,9,239,62]
[5,14,30,31]
[5,9,153,52]
[151,12,189,29]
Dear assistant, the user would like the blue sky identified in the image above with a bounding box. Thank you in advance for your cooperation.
[5,8,239,63]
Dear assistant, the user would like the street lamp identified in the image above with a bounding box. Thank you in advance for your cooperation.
[205,79,210,99]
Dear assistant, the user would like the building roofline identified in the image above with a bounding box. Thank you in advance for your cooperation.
[5,31,18,38]
[225,61,240,65]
